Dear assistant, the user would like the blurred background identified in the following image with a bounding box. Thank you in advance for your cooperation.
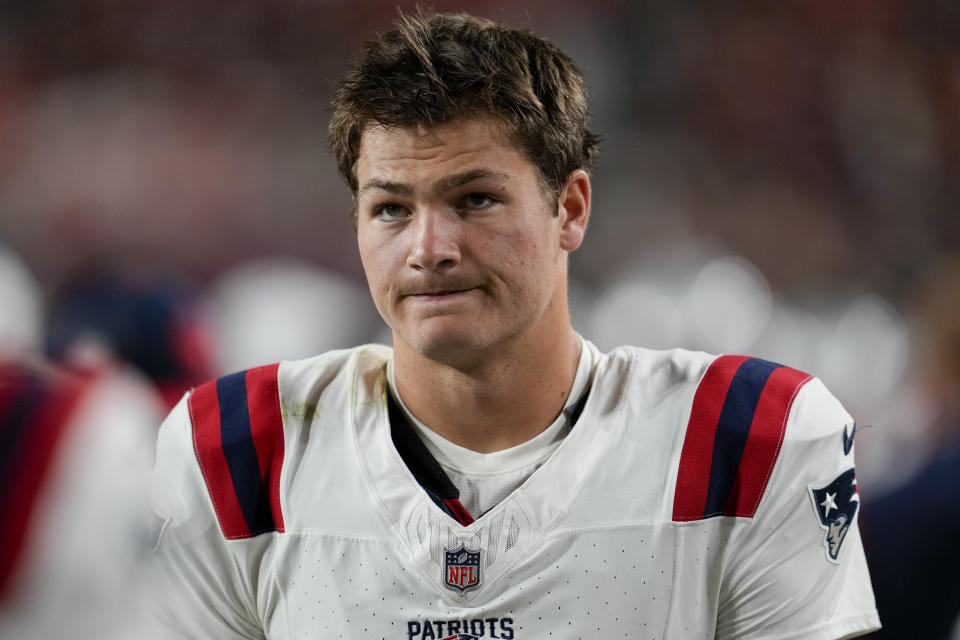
[0,1,957,636]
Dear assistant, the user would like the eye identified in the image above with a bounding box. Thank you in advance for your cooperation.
[459,193,497,210]
[372,202,409,221]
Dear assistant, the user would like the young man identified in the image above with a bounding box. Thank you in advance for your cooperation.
[149,12,880,639]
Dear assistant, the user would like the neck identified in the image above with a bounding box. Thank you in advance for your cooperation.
[392,326,581,453]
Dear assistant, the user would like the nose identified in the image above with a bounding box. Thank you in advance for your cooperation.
[406,209,461,272]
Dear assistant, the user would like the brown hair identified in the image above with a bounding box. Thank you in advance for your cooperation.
[329,10,600,200]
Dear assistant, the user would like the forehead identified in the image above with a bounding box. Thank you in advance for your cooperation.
[355,117,535,187]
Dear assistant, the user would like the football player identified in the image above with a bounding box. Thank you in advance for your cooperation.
[0,356,162,639]
[149,11,880,639]
[0,245,164,639]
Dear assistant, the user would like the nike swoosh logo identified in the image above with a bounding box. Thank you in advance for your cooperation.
[843,423,856,455]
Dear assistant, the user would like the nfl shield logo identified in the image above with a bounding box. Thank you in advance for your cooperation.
[444,545,482,593]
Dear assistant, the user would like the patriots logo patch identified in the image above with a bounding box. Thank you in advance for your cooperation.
[809,468,859,563]
[441,636,479,640]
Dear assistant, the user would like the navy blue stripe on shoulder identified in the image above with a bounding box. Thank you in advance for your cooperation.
[190,363,285,540]
[216,371,275,537]
[703,357,781,518]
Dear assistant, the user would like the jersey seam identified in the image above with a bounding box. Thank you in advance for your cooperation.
[744,373,813,518]
[665,352,714,522]
[745,376,814,526]
[272,530,390,546]
[544,519,701,539]
[275,361,290,538]
[188,390,233,540]
[729,609,880,640]
[661,523,684,639]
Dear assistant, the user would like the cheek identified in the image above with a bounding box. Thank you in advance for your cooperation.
[357,242,375,281]
[357,236,391,293]
[510,224,558,273]
[489,234,554,294]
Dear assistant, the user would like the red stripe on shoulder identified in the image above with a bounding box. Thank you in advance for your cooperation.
[188,379,251,539]
[673,355,750,522]
[723,365,812,517]
[244,363,285,533]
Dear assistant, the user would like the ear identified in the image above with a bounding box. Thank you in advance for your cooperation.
[557,169,591,252]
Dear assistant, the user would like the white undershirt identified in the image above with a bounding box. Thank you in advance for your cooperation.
[387,337,599,518]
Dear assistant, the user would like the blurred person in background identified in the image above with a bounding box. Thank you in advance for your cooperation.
[861,256,960,639]
[46,270,216,409]
[0,247,164,638]
[148,11,879,639]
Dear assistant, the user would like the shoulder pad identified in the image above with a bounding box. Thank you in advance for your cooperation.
[188,363,285,539]
[673,355,811,521]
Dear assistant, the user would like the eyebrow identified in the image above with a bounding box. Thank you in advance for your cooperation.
[434,169,510,193]
[358,179,413,196]
[359,168,510,197]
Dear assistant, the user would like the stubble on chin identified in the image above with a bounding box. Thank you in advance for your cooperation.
[393,319,499,373]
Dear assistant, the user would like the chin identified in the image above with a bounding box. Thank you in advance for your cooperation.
[403,327,495,368]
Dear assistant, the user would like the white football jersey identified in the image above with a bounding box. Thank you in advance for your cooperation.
[149,344,880,639]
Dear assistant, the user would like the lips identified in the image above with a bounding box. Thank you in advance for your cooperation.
[401,282,479,298]
[414,288,471,296]
[408,287,475,299]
